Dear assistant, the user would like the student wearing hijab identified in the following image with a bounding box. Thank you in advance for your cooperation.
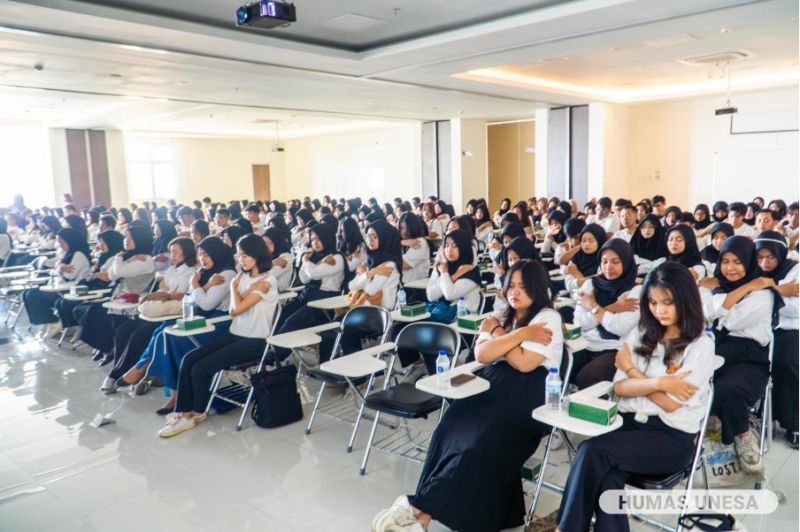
[492,197,512,226]
[701,222,734,277]
[337,216,366,275]
[190,219,210,244]
[426,229,482,313]
[398,212,430,302]
[152,219,178,271]
[744,202,760,227]
[100,237,197,393]
[121,237,237,414]
[64,214,88,242]
[712,201,729,223]
[699,236,777,472]
[662,224,706,280]
[492,236,537,315]
[261,227,294,291]
[755,232,799,448]
[572,239,642,389]
[270,223,346,363]
[488,221,525,268]
[235,217,254,235]
[554,218,586,267]
[693,204,712,230]
[564,223,607,292]
[541,210,567,255]
[628,213,666,278]
[221,225,246,251]
[22,227,92,326]
[75,224,155,363]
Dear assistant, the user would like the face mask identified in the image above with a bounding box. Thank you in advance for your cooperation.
[489,246,502,263]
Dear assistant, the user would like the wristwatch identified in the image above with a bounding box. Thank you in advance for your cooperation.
[590,305,601,315]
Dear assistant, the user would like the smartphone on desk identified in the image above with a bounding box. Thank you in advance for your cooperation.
[449,373,476,386]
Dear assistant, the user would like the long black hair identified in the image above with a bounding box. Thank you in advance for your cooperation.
[500,259,553,330]
[399,212,426,239]
[57,228,91,266]
[635,261,704,367]
[337,217,364,256]
[153,219,178,255]
[236,233,272,275]
[222,225,246,250]
[262,227,291,256]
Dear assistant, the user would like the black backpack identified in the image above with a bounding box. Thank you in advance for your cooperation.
[250,365,303,428]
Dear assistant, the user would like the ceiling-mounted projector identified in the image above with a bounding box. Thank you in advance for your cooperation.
[272,145,285,152]
[236,1,296,29]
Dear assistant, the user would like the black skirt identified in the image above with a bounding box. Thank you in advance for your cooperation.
[410,362,549,532]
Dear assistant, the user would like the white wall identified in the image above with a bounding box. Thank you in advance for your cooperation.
[282,124,422,201]
[105,130,129,207]
[48,128,71,205]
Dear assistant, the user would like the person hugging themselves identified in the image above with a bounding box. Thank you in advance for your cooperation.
[541,209,568,256]
[563,223,608,292]
[261,227,294,291]
[663,225,706,281]
[426,229,482,315]
[571,239,642,389]
[374,260,563,532]
[152,219,178,272]
[629,213,666,276]
[699,236,779,472]
[557,261,715,532]
[492,236,537,315]
[755,231,799,448]
[398,212,430,302]
[158,233,278,438]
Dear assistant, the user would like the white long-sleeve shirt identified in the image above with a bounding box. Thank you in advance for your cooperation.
[402,239,430,283]
[0,234,11,262]
[59,252,91,284]
[229,273,278,339]
[426,268,481,313]
[191,269,236,312]
[700,287,773,346]
[299,255,345,293]
[776,264,799,330]
[348,263,400,310]
[573,280,643,352]
[107,254,156,294]
[614,330,715,434]
[271,252,294,291]
[161,263,194,294]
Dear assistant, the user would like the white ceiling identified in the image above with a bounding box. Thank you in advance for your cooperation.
[0,0,795,137]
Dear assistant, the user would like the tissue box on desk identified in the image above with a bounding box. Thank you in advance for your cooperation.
[456,315,484,331]
[568,396,618,425]
[69,286,89,296]
[563,323,581,340]
[400,303,427,317]
[174,317,207,331]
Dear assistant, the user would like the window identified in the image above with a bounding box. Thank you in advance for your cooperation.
[125,142,177,202]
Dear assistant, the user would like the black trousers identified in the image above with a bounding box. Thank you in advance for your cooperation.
[273,304,332,362]
[772,328,798,435]
[54,298,81,328]
[557,413,696,532]
[22,288,60,325]
[76,303,126,353]
[175,332,266,413]
[108,319,160,380]
[571,348,617,390]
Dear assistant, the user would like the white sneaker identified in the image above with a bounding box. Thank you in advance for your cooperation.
[371,497,424,532]
[734,429,763,473]
[100,377,117,394]
[158,415,196,438]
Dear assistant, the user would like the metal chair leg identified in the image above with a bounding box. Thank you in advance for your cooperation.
[348,374,375,452]
[204,371,223,415]
[305,382,326,435]
[236,387,254,432]
[360,411,381,475]
[525,428,554,529]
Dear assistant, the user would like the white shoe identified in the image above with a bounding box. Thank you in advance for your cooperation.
[100,377,117,394]
[158,415,196,438]
[371,496,424,532]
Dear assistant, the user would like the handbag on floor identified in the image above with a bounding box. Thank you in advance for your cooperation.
[250,364,303,428]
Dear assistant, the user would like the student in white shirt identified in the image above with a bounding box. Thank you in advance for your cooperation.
[728,202,756,238]
[754,232,799,448]
[337,216,366,275]
[611,203,637,242]
[421,202,445,240]
[557,262,714,532]
[492,236,537,315]
[101,237,197,393]
[22,227,92,326]
[629,213,666,275]
[398,212,430,301]
[572,238,642,389]
[698,236,775,472]
[563,223,608,292]
[158,234,278,438]
[76,224,156,359]
[588,197,619,236]
[540,210,568,256]
[554,218,586,267]
[376,260,562,532]
[426,229,481,314]
[473,203,496,245]
[0,219,14,265]
[661,225,706,280]
[700,222,734,277]
[262,227,294,291]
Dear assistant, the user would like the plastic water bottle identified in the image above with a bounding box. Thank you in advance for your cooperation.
[545,368,562,410]
[457,297,468,318]
[182,293,194,321]
[436,349,451,388]
[397,285,407,308]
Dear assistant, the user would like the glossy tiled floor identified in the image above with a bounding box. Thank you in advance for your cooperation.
[0,327,796,532]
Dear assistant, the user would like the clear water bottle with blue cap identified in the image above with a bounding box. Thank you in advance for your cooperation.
[182,292,194,321]
[436,349,451,388]
[397,284,407,308]
[545,367,561,410]
[457,297,468,318]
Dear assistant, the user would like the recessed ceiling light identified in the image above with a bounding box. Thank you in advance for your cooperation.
[109,74,123,78]
[561,56,569,61]
[610,47,621,52]
[720,27,732,34]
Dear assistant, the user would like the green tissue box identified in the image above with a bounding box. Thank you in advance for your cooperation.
[563,323,581,340]
[175,317,207,330]
[520,456,543,482]
[69,286,89,296]
[568,396,618,426]
[400,303,427,317]
[457,315,484,331]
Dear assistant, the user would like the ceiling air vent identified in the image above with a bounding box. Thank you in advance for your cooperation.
[678,50,754,67]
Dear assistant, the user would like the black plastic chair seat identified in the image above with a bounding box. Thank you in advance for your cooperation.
[627,469,687,490]
[364,384,442,418]
[306,368,371,387]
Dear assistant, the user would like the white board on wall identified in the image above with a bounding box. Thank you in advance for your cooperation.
[712,148,799,202]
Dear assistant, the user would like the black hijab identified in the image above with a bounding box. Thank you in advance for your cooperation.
[124,224,153,260]
[444,229,482,286]
[665,224,702,267]
[755,231,797,282]
[572,223,607,276]
[500,212,520,226]
[197,236,235,286]
[153,219,178,255]
[366,220,403,280]
[235,217,253,234]
[593,239,638,340]
[744,203,759,226]
[222,225,246,249]
[295,208,314,226]
[64,214,88,241]
[40,215,61,238]
[630,214,666,261]
[563,218,586,240]
[320,213,338,229]
[694,204,712,230]
[557,201,573,219]
[499,222,525,243]
[714,236,760,293]
[262,227,291,256]
[501,236,536,282]
[308,222,338,264]
[96,230,124,269]
[701,222,734,263]
[57,228,91,267]
[712,201,729,222]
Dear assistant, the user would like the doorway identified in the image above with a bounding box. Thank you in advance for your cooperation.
[252,164,270,201]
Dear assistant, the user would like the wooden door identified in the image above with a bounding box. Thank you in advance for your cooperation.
[252,164,270,201]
